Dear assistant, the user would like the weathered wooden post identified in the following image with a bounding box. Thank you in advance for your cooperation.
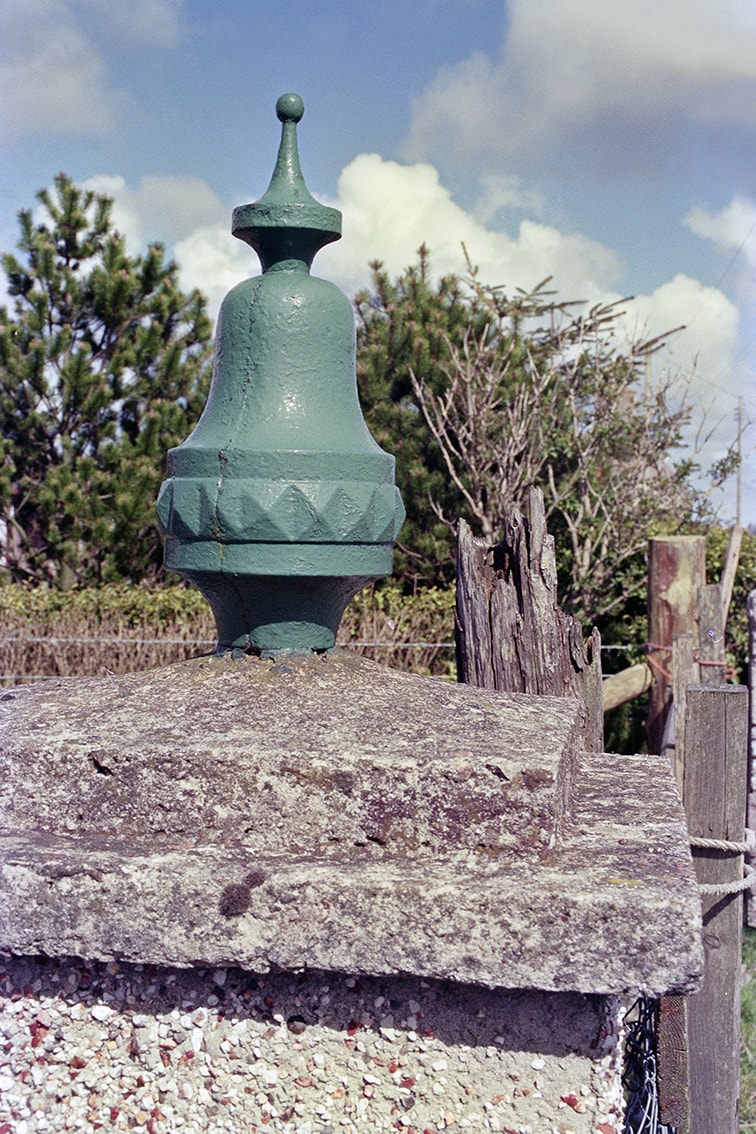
[652,533,747,1129]
[684,685,749,1134]
[456,490,603,751]
[669,632,696,794]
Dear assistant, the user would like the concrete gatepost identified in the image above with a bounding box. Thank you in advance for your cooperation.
[0,96,702,1134]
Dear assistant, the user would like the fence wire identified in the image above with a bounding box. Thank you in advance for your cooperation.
[0,638,458,685]
[623,997,675,1134]
[0,636,463,687]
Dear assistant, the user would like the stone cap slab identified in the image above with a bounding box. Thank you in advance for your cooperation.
[0,654,703,995]
[1,653,580,860]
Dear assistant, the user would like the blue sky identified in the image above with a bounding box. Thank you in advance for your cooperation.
[2,0,755,525]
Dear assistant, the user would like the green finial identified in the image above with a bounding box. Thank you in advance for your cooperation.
[232,93,341,271]
[157,93,405,655]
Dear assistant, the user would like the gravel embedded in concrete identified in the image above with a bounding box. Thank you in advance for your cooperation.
[0,954,623,1133]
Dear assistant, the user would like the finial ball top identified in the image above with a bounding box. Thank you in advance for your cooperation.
[276,93,304,123]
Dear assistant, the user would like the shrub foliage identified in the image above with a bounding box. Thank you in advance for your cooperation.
[0,583,456,684]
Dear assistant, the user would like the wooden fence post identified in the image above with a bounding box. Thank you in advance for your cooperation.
[655,632,696,1129]
[684,684,748,1134]
[607,525,739,720]
[748,589,756,928]
[719,525,744,624]
[656,535,744,1126]
[697,582,727,685]
[647,536,706,753]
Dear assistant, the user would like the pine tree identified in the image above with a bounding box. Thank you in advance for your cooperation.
[0,173,213,588]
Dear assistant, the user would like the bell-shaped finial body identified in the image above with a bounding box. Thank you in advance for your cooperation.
[157,95,404,654]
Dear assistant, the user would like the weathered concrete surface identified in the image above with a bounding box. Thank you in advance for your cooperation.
[0,653,702,995]
[0,652,579,858]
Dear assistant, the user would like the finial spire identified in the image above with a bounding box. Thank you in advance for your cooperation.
[259,93,317,206]
[232,93,341,271]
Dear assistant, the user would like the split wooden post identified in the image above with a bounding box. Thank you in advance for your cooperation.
[646,536,706,754]
[455,488,603,751]
[684,684,748,1134]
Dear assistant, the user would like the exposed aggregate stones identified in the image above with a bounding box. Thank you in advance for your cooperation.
[0,953,623,1134]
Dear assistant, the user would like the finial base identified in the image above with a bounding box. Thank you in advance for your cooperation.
[185,570,371,654]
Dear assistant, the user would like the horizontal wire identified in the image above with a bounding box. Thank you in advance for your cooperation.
[0,636,217,645]
[1,635,638,649]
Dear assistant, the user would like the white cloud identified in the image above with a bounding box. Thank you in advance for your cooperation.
[318,156,744,482]
[405,0,756,175]
[79,173,251,325]
[684,195,756,300]
[83,173,228,248]
[111,154,739,405]
[685,196,756,249]
[0,0,117,143]
[473,173,546,225]
[84,154,623,328]
[612,272,747,516]
[615,273,739,390]
[80,175,142,244]
[0,0,182,144]
[61,162,747,405]
[317,153,622,302]
[174,224,252,321]
[682,196,756,514]
[80,0,182,49]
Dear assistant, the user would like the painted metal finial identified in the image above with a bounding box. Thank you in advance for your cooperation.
[156,94,405,655]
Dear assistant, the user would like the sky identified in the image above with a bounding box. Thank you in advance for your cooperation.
[1,0,755,526]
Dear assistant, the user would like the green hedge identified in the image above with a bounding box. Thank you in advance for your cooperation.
[0,581,456,684]
[3,527,750,688]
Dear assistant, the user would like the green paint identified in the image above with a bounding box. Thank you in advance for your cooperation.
[157,94,404,654]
